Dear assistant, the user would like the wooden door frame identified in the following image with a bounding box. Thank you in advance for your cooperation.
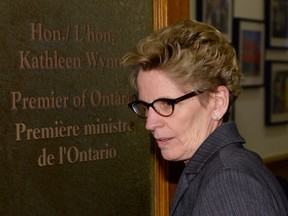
[153,0,189,215]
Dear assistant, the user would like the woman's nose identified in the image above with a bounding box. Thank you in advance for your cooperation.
[145,108,163,131]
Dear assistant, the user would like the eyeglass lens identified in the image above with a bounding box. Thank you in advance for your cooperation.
[131,100,173,118]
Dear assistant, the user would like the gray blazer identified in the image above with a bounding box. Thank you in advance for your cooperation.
[170,122,288,216]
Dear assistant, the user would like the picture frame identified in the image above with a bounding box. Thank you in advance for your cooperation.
[265,0,288,49]
[233,18,265,87]
[196,0,234,42]
[265,61,288,125]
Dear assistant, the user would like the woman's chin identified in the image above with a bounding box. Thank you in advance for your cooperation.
[160,150,181,161]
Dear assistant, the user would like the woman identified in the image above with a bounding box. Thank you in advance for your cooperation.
[123,20,288,215]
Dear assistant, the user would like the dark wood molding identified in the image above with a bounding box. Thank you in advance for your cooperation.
[167,0,190,25]
[153,0,190,215]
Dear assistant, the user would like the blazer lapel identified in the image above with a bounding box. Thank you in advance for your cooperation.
[170,172,196,215]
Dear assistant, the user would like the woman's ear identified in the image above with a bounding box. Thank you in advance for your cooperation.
[211,85,229,120]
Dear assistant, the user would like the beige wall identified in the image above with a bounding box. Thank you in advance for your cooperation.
[190,0,288,160]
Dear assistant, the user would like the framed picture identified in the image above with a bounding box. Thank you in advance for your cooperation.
[265,61,288,125]
[265,0,288,49]
[196,0,234,42]
[233,19,265,87]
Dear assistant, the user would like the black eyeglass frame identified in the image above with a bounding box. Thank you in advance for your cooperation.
[128,91,203,118]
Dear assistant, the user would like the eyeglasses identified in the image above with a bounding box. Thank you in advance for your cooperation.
[128,91,202,118]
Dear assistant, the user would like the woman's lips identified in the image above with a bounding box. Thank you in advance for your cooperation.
[155,137,172,147]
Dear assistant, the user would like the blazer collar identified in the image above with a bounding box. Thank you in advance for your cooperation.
[170,122,245,215]
[184,121,245,174]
